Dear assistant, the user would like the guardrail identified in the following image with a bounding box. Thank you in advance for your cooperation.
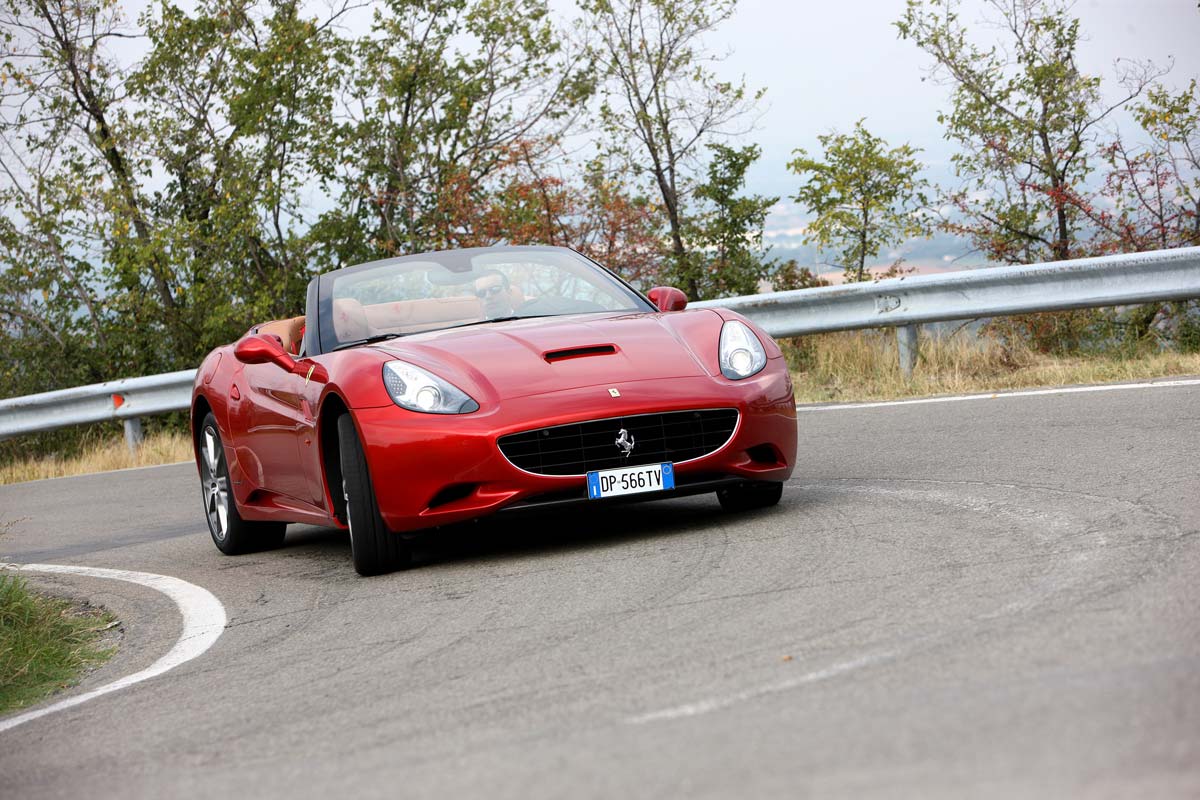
[692,246,1200,374]
[0,370,196,451]
[3,246,1199,450]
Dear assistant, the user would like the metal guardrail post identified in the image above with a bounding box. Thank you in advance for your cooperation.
[896,325,920,378]
[123,418,144,453]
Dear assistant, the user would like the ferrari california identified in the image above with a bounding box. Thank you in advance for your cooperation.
[191,246,796,575]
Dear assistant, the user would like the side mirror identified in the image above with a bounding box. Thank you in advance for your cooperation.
[234,334,296,371]
[234,334,329,383]
[648,286,688,312]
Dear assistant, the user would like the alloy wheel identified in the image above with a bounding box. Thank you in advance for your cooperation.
[201,425,230,542]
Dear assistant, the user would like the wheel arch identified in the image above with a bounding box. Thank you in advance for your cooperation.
[318,391,352,525]
[191,393,215,463]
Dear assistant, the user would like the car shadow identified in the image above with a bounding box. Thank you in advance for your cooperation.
[278,488,807,573]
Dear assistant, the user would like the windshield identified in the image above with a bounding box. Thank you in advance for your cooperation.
[317,247,651,352]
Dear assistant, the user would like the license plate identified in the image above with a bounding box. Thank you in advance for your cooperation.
[587,462,675,499]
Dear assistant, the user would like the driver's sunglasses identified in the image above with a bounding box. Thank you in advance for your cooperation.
[476,284,506,299]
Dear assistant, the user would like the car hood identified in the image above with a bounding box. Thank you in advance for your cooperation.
[373,310,725,401]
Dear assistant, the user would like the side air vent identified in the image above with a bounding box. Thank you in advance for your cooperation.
[543,345,617,363]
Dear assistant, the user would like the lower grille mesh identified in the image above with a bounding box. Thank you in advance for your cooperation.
[498,408,739,476]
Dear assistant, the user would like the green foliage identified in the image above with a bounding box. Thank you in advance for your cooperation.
[0,574,116,714]
[771,260,830,292]
[895,0,1161,265]
[788,121,930,282]
[671,144,776,300]
[0,0,347,395]
[580,0,762,275]
[0,0,600,409]
[1174,302,1200,353]
[316,0,593,263]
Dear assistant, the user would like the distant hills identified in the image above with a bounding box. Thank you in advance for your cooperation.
[762,230,993,283]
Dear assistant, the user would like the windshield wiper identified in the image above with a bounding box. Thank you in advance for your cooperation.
[332,332,405,351]
[443,315,550,331]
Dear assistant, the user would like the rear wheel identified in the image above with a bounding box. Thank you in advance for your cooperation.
[717,481,784,513]
[198,412,286,554]
[338,414,410,576]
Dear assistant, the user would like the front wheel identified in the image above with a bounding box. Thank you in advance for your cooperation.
[717,481,784,513]
[338,414,410,576]
[198,412,286,554]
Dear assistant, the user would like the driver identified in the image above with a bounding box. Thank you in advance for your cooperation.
[474,270,518,319]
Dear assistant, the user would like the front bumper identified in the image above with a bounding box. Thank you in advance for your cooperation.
[353,363,796,533]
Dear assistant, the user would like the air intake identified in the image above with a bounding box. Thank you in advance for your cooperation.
[544,345,616,363]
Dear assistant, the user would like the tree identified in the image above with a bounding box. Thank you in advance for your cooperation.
[682,143,776,299]
[1075,81,1200,345]
[314,0,592,266]
[580,0,762,291]
[435,142,664,285]
[770,260,829,292]
[0,0,352,391]
[896,0,1162,265]
[129,0,348,343]
[0,0,169,385]
[1086,80,1200,253]
[788,121,930,282]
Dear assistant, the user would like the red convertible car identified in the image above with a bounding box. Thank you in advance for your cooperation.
[191,246,796,575]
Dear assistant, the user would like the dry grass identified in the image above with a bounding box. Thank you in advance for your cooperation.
[788,330,1200,404]
[0,430,193,486]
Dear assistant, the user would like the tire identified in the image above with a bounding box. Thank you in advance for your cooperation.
[717,481,784,513]
[197,412,287,554]
[338,414,410,576]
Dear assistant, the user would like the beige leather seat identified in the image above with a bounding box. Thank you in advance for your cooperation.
[256,316,305,354]
[332,298,372,342]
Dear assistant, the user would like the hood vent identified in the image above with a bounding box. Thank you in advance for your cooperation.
[543,344,617,363]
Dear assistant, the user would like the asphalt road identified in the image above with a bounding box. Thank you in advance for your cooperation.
[2,380,1198,798]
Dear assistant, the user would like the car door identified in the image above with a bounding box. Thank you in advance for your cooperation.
[240,361,313,502]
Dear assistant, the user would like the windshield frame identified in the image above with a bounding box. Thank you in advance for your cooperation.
[312,246,656,355]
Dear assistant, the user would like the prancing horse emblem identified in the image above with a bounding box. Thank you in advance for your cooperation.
[615,428,635,458]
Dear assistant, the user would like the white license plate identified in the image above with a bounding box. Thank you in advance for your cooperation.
[586,462,675,499]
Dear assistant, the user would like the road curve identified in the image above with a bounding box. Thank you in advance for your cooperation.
[1,379,1198,798]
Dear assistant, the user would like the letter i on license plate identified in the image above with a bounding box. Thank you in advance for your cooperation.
[586,462,675,499]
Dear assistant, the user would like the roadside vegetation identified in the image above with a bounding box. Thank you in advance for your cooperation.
[0,519,118,714]
[786,330,1200,404]
[0,575,117,714]
[0,430,191,486]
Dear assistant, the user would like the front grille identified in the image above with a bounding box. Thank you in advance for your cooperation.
[498,408,739,476]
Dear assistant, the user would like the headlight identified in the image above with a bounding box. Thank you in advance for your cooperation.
[382,360,479,414]
[718,320,767,380]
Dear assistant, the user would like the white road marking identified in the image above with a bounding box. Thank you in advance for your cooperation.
[627,649,895,725]
[797,378,1200,412]
[0,563,226,734]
